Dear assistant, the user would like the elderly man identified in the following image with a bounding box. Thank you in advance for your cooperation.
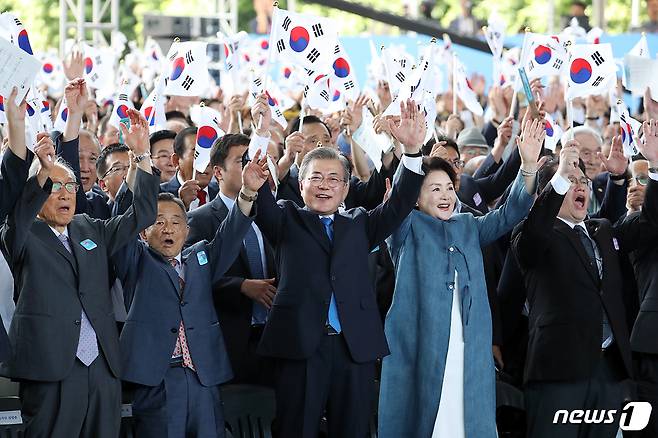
[512,128,658,438]
[112,150,263,437]
[0,107,159,438]
[251,97,425,438]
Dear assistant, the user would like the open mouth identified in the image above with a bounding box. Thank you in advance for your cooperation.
[163,238,175,246]
[57,206,71,213]
[574,195,586,209]
[316,194,331,199]
[437,203,451,211]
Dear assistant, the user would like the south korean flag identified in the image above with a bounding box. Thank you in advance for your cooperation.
[329,41,360,101]
[268,6,338,73]
[616,100,642,157]
[565,44,617,100]
[520,33,569,83]
[164,41,209,97]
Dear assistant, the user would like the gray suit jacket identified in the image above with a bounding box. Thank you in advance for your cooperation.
[0,168,159,382]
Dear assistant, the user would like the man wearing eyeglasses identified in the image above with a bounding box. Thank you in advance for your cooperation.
[627,157,650,214]
[512,130,658,438]
[252,99,425,438]
[0,108,159,438]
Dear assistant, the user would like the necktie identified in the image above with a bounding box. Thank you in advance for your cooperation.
[58,234,99,366]
[574,225,612,346]
[169,258,195,370]
[320,217,341,332]
[244,226,268,324]
[197,190,207,206]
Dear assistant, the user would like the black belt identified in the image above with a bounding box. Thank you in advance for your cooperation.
[324,324,340,336]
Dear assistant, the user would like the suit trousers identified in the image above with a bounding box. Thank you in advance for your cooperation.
[234,324,274,387]
[131,366,225,438]
[19,352,120,438]
[525,350,625,438]
[273,333,376,438]
[625,352,658,438]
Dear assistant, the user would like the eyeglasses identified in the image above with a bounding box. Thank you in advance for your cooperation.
[153,153,171,161]
[51,181,79,194]
[449,159,465,169]
[634,176,649,186]
[568,176,591,187]
[101,164,130,179]
[306,175,347,188]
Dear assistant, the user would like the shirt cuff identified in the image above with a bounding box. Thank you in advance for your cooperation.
[248,134,270,160]
[550,172,571,195]
[401,155,423,175]
[649,171,658,182]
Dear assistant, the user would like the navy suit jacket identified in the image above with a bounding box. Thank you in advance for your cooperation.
[458,148,521,214]
[186,194,276,374]
[255,166,424,363]
[114,203,254,387]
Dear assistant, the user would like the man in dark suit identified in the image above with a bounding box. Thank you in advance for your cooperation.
[186,133,276,385]
[511,129,658,438]
[0,107,159,437]
[275,114,392,210]
[0,87,34,361]
[252,98,425,437]
[113,151,263,438]
[160,127,219,210]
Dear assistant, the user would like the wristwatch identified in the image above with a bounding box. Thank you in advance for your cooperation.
[239,189,258,202]
[133,152,151,163]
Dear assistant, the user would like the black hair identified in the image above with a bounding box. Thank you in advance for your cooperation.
[97,143,129,177]
[210,133,250,168]
[173,127,198,158]
[156,192,187,218]
[421,156,458,185]
[149,130,177,153]
[422,135,460,158]
[165,110,188,123]
[288,115,332,138]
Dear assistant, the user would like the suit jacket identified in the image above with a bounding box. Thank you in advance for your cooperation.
[0,168,159,382]
[185,194,275,374]
[159,172,219,202]
[276,163,390,210]
[472,152,502,179]
[255,165,424,363]
[0,149,31,223]
[114,203,253,387]
[458,148,521,214]
[511,177,658,383]
[627,211,658,354]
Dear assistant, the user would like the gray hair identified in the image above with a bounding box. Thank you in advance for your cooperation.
[29,155,76,182]
[560,126,603,149]
[299,146,351,182]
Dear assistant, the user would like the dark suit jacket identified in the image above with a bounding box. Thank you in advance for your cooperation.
[0,168,159,382]
[472,152,502,180]
[0,149,31,362]
[185,194,275,375]
[0,149,31,223]
[458,148,521,214]
[255,166,424,363]
[159,172,219,202]
[114,203,253,387]
[627,211,658,354]
[276,164,390,210]
[511,177,658,383]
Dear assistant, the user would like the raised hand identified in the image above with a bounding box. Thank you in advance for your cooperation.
[119,108,150,155]
[63,47,84,81]
[429,141,449,159]
[373,114,392,136]
[445,114,463,140]
[4,87,26,124]
[242,149,270,193]
[376,80,392,113]
[598,135,628,176]
[516,117,545,170]
[34,133,55,171]
[341,94,369,135]
[64,78,89,115]
[639,119,658,166]
[495,116,514,148]
[251,93,271,135]
[644,88,658,121]
[558,139,582,179]
[388,99,426,154]
[283,131,305,159]
[178,179,201,209]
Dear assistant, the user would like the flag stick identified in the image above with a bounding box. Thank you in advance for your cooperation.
[509,28,531,118]
[452,52,458,115]
[258,3,280,130]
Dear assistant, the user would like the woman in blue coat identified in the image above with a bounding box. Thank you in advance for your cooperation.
[378,118,545,437]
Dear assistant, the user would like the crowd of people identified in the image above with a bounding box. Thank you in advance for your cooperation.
[1,26,658,438]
